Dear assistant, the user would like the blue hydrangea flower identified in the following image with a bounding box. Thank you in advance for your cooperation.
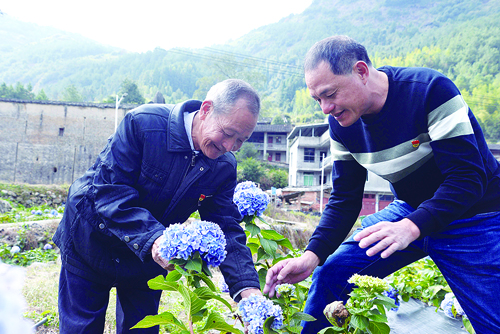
[233,182,270,217]
[453,297,465,316]
[10,246,20,254]
[383,286,400,311]
[276,283,296,296]
[238,294,283,334]
[235,181,258,192]
[43,243,53,250]
[441,292,466,318]
[158,220,227,268]
[219,279,230,294]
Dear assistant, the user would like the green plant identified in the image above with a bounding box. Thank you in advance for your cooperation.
[132,221,242,334]
[320,274,396,334]
[386,257,450,307]
[0,243,58,266]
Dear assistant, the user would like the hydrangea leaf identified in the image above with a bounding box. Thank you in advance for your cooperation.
[350,314,369,330]
[257,246,273,262]
[366,309,387,322]
[176,282,206,316]
[291,311,316,322]
[131,311,187,330]
[245,222,261,237]
[165,270,182,282]
[260,229,285,240]
[192,271,216,291]
[368,320,390,334]
[263,316,280,334]
[258,267,268,290]
[199,311,243,334]
[194,286,233,311]
[256,215,272,226]
[147,275,179,292]
[258,235,278,256]
[318,327,343,333]
[184,256,203,274]
[276,238,294,251]
[246,242,259,255]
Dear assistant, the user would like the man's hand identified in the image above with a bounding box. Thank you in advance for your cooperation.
[151,235,175,271]
[353,218,421,258]
[263,251,320,298]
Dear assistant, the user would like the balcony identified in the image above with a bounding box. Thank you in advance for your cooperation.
[248,142,287,152]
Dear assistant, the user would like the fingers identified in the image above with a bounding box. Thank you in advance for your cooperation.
[355,220,417,258]
[263,260,291,297]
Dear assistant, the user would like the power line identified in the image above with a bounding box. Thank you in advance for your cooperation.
[166,48,304,77]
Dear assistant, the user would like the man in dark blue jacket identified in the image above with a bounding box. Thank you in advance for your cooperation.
[54,79,262,333]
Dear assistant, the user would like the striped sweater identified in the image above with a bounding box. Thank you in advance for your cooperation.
[307,66,500,264]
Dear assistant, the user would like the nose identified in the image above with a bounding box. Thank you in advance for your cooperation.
[222,138,237,152]
[321,101,335,115]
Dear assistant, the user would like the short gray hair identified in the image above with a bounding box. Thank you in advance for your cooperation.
[304,35,372,75]
[205,79,260,117]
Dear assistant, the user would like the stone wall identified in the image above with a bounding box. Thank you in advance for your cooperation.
[0,98,135,185]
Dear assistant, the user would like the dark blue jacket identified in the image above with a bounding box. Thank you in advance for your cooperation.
[53,100,260,298]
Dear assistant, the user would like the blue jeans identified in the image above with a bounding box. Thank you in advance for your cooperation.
[302,200,500,334]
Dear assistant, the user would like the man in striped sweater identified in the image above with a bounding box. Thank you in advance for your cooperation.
[264,35,500,333]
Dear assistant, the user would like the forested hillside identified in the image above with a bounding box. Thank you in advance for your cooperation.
[1,0,499,141]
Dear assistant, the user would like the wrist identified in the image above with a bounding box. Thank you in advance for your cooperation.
[401,218,421,239]
[304,250,321,268]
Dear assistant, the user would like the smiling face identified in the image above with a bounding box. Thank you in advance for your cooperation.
[305,61,374,127]
[194,98,258,159]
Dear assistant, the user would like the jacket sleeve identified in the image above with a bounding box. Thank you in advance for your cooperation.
[198,161,260,300]
[89,112,165,261]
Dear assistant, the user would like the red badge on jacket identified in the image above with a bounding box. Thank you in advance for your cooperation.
[412,140,420,148]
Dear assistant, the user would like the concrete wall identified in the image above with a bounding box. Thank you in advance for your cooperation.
[0,99,135,185]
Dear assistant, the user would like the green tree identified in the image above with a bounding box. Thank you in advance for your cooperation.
[237,157,264,184]
[269,169,288,189]
[62,84,83,102]
[120,78,145,104]
[235,142,259,162]
[35,89,49,101]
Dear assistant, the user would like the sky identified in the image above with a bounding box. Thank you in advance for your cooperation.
[1,0,313,53]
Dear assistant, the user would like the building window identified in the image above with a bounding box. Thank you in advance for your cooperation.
[304,172,314,186]
[275,153,281,162]
[268,136,273,144]
[268,154,272,162]
[276,136,282,144]
[304,148,315,162]
[59,127,65,136]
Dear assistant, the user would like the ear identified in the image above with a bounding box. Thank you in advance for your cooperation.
[199,100,213,120]
[352,61,370,84]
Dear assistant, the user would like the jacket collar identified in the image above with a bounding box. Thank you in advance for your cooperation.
[167,100,202,151]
